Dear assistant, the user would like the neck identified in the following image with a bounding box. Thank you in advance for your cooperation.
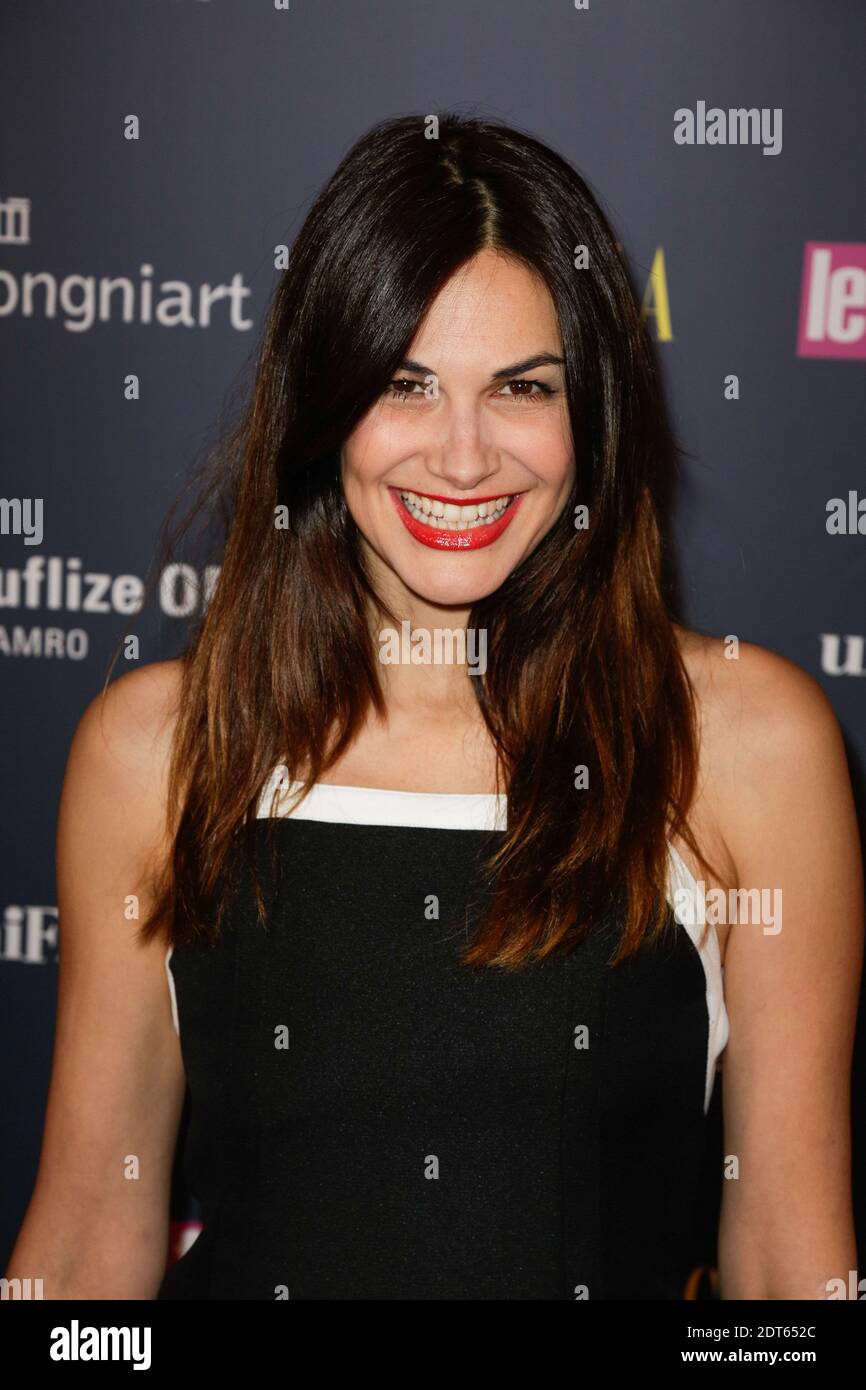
[366,593,487,715]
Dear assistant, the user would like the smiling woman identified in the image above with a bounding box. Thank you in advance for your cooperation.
[343,253,574,569]
[6,111,861,1303]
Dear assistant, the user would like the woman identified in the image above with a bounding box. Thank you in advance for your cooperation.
[6,113,862,1300]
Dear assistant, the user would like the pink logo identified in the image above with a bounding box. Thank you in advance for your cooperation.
[797,242,866,358]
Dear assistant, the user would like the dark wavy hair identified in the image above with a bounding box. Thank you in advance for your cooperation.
[139,111,725,968]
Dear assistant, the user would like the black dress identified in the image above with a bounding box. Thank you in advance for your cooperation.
[157,775,728,1300]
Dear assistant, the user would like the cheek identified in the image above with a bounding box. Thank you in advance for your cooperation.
[341,417,395,492]
[516,407,572,472]
[532,436,575,496]
[340,440,395,543]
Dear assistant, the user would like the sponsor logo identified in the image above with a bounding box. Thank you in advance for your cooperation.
[0,197,253,332]
[0,559,223,660]
[0,195,30,245]
[819,634,866,676]
[798,243,866,359]
[0,906,59,964]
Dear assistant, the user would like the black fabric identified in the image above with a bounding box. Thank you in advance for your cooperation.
[157,820,710,1300]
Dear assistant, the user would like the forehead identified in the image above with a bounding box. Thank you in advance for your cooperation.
[409,250,561,365]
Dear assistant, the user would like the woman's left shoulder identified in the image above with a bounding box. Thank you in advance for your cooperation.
[672,625,859,907]
[673,624,845,768]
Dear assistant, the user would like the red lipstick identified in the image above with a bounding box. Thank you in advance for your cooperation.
[389,487,525,551]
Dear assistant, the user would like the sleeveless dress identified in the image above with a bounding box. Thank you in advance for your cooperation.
[157,769,729,1301]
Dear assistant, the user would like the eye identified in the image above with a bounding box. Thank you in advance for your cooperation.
[498,378,555,404]
[386,377,428,401]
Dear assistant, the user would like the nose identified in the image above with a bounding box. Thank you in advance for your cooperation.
[422,405,503,494]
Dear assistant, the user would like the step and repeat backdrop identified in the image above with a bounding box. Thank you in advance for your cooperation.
[1,0,864,1292]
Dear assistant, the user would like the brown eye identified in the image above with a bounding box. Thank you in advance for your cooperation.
[387,378,424,400]
[499,378,554,403]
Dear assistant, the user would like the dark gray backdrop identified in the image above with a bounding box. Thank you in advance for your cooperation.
[1,0,864,1278]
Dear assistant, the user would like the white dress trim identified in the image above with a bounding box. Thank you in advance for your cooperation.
[164,944,180,1036]
[666,840,730,1112]
[167,770,730,1113]
[256,768,508,831]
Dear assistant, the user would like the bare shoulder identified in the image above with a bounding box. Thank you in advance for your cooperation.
[61,658,186,866]
[674,625,844,764]
[673,625,852,874]
[71,658,184,778]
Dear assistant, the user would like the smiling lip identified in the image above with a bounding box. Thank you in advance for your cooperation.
[389,486,526,551]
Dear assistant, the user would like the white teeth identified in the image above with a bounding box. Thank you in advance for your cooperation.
[398,489,513,530]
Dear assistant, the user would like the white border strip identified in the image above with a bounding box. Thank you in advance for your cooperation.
[666,840,731,1112]
[164,944,180,1036]
[257,768,508,832]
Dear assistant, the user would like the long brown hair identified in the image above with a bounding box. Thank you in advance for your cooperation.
[140,111,725,968]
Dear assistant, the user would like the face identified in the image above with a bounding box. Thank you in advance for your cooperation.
[340,249,575,611]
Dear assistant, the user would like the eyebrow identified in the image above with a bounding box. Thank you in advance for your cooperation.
[397,353,565,383]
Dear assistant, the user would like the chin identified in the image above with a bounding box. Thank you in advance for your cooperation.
[393,555,514,608]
